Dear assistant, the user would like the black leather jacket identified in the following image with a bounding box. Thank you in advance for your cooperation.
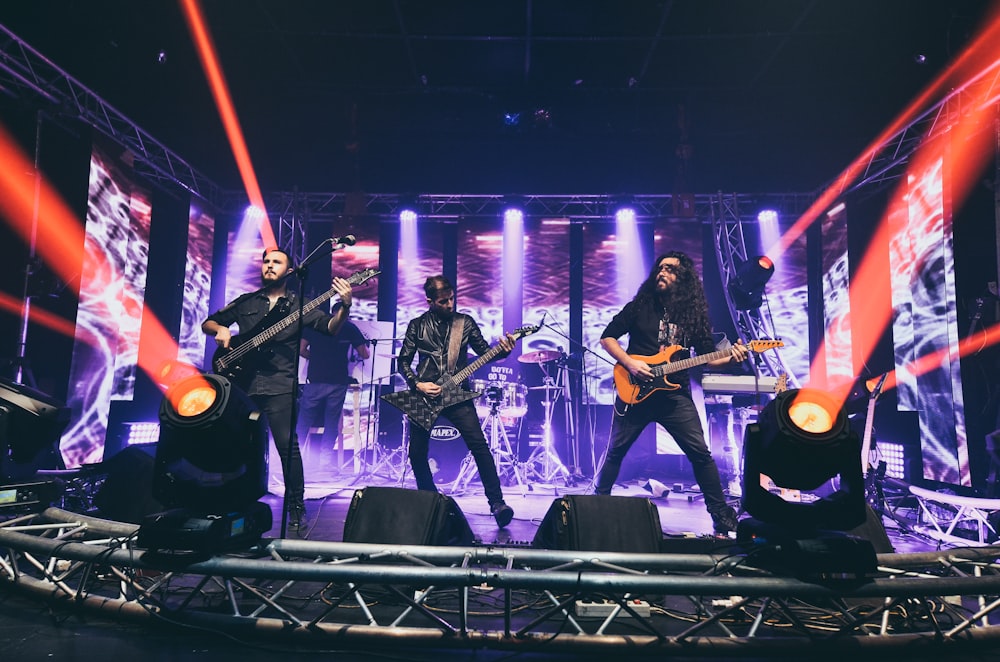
[397,310,492,390]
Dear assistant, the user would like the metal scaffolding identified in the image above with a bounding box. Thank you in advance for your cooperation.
[3,507,1000,656]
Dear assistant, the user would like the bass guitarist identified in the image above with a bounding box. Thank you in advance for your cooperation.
[201,247,354,530]
[396,275,515,527]
[596,252,748,537]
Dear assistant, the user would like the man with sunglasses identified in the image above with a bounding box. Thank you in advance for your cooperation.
[595,252,748,537]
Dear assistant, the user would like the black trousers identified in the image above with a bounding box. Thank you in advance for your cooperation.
[407,400,505,507]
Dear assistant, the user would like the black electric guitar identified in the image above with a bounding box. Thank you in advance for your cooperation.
[380,324,540,432]
[212,267,380,388]
[612,339,784,405]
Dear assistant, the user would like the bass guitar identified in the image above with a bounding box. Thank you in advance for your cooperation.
[380,324,540,432]
[212,267,380,388]
[613,339,784,405]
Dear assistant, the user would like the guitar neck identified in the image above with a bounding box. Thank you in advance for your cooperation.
[248,285,339,349]
[653,348,733,376]
[445,342,506,386]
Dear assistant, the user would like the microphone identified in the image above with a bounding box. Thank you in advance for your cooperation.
[333,234,357,246]
[538,311,548,328]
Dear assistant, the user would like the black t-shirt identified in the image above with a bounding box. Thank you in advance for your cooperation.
[304,319,366,384]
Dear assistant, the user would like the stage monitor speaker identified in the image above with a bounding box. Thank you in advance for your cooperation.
[532,495,663,553]
[343,486,475,546]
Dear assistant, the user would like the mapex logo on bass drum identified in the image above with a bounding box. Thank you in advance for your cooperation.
[431,425,462,441]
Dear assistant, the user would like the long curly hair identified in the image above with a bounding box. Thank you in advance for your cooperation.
[635,251,712,342]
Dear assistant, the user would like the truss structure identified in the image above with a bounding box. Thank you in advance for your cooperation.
[711,192,801,387]
[0,24,223,206]
[3,507,1000,656]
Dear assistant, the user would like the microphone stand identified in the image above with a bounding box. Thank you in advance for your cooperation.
[536,318,613,479]
[283,238,341,538]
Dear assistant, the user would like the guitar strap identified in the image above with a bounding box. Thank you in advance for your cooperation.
[446,314,465,373]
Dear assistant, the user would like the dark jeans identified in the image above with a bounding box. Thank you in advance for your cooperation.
[295,382,349,452]
[252,392,304,511]
[407,400,505,507]
[595,391,728,515]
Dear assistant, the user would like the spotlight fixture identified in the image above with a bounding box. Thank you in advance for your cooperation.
[138,374,271,553]
[739,388,875,576]
[727,255,775,310]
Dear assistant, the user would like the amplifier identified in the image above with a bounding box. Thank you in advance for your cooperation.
[0,480,63,513]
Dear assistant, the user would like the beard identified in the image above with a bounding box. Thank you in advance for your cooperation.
[261,271,290,289]
[657,284,683,311]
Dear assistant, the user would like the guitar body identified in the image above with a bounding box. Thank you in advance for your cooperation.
[612,346,686,405]
[211,334,270,390]
[380,380,480,432]
[211,304,288,387]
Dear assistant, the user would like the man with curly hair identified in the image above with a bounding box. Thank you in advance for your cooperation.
[596,252,748,536]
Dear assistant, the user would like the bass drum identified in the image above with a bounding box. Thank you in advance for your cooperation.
[427,424,469,485]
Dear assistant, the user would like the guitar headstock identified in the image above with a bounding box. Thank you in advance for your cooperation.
[509,324,541,341]
[747,339,784,353]
[347,267,381,286]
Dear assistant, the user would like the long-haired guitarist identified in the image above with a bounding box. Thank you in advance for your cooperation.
[201,247,355,530]
[395,275,516,527]
[596,252,748,537]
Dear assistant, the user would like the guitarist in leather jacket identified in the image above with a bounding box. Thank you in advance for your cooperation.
[397,276,516,527]
[595,252,748,536]
[202,248,354,530]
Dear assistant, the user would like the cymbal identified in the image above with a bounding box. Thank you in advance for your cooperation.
[529,385,563,391]
[519,349,562,364]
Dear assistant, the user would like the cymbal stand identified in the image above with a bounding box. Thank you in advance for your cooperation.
[354,348,409,485]
[365,414,410,485]
[450,391,527,495]
[524,369,571,486]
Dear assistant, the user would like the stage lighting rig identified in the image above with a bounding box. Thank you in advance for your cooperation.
[138,374,271,554]
[727,255,775,311]
[738,388,876,577]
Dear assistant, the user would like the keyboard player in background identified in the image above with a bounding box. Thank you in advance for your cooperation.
[595,252,748,537]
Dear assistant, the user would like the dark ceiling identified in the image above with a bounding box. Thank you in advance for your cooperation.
[0,1,993,196]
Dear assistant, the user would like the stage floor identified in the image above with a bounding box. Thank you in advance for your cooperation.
[265,460,936,555]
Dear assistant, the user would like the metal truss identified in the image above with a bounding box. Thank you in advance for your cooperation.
[833,56,1000,198]
[0,24,223,206]
[216,190,816,224]
[4,508,1000,656]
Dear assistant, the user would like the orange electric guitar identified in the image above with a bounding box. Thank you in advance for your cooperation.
[612,339,785,405]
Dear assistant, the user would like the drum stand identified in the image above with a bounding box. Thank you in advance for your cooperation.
[450,396,526,495]
[523,375,571,486]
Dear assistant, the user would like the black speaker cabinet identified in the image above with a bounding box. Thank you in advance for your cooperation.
[532,494,663,553]
[343,486,475,546]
